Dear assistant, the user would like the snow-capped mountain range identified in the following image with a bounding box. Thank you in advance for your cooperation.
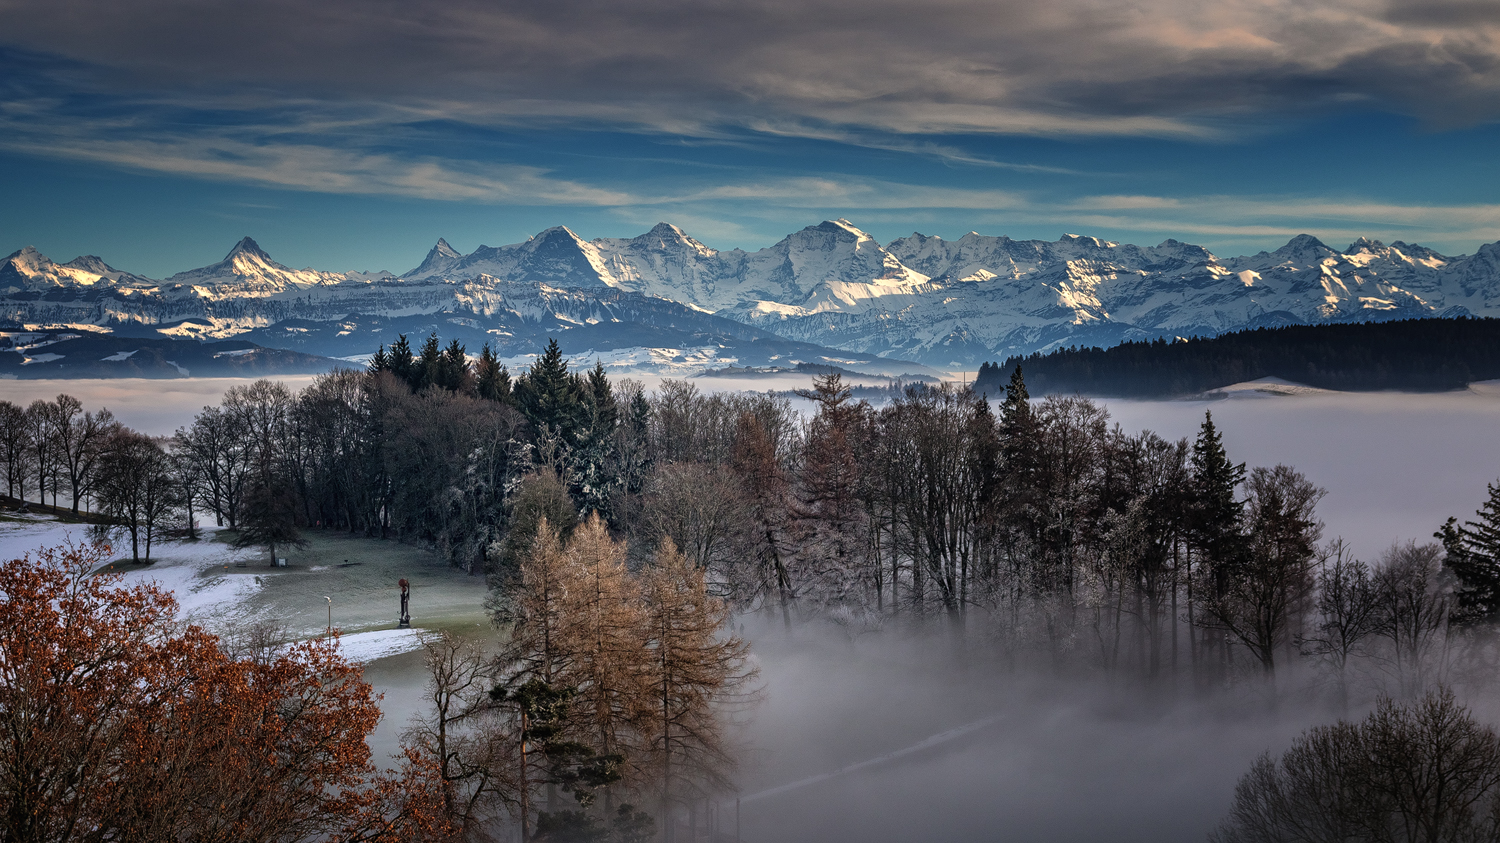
[5,221,1499,372]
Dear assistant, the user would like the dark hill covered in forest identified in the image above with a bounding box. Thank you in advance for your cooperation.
[973,318,1500,398]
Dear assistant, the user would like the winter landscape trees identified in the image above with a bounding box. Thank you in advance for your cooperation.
[7,332,1500,840]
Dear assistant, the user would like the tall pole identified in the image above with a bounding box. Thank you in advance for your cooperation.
[324,596,332,637]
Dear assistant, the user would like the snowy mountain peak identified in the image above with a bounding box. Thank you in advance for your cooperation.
[1274,234,1336,260]
[534,226,584,244]
[225,237,272,262]
[818,219,872,240]
[0,245,157,291]
[643,222,686,239]
[63,255,115,274]
[408,237,465,278]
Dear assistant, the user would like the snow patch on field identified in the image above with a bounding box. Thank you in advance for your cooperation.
[336,628,428,664]
[0,518,264,626]
[1203,377,1334,398]
[0,518,88,562]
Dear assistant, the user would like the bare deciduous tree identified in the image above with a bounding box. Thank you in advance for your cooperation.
[1213,688,1500,843]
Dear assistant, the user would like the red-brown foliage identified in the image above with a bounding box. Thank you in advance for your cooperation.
[0,541,453,843]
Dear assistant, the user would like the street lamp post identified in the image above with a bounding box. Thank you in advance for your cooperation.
[324,596,332,638]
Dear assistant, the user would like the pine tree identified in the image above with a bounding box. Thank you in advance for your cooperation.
[416,333,443,391]
[388,334,416,386]
[1190,410,1246,566]
[440,339,470,392]
[475,344,513,403]
[1438,479,1500,624]
[515,339,585,444]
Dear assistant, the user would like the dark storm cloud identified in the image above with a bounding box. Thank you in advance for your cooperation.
[2,0,1499,138]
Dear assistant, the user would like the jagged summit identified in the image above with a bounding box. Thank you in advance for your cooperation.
[407,237,465,278]
[6,221,1500,368]
[225,237,272,262]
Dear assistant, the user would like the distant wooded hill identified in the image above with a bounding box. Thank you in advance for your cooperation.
[973,318,1500,397]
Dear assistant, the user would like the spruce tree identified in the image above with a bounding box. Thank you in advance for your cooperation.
[999,365,1039,524]
[367,344,390,375]
[515,339,585,443]
[1438,479,1500,624]
[575,362,621,518]
[1189,410,1246,566]
[475,343,513,403]
[583,362,618,438]
[999,365,1030,436]
[416,333,443,391]
[388,334,416,386]
[440,338,469,392]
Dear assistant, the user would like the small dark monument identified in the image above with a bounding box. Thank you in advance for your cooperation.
[398,578,411,627]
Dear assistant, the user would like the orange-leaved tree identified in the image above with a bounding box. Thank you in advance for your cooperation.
[0,541,453,843]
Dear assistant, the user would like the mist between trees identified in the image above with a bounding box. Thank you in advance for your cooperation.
[6,331,1500,841]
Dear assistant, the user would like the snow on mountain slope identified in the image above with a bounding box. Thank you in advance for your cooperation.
[0,247,156,293]
[405,227,611,289]
[7,223,1500,371]
[162,237,395,297]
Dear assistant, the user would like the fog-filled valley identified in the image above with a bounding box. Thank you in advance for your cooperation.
[6,374,1497,563]
[4,364,1500,842]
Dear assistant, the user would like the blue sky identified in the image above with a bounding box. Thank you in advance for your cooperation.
[3,0,1500,277]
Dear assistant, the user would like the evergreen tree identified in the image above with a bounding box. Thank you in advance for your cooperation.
[416,333,444,391]
[476,343,513,403]
[574,363,621,518]
[515,339,586,444]
[998,366,1040,540]
[583,363,618,438]
[1438,479,1500,624]
[367,345,390,376]
[388,334,416,386]
[1190,410,1246,565]
[440,339,470,392]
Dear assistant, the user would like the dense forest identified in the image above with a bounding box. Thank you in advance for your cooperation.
[973,317,1500,397]
[5,330,1500,840]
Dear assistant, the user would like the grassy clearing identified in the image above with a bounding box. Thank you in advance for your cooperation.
[212,529,490,638]
[0,495,112,525]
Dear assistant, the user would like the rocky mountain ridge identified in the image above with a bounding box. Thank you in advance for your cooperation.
[5,221,1499,369]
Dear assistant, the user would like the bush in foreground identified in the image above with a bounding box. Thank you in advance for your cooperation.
[1213,689,1500,843]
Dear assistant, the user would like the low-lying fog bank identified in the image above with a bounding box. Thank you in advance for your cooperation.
[7,375,1497,565]
[1100,384,1500,562]
[729,618,1500,843]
